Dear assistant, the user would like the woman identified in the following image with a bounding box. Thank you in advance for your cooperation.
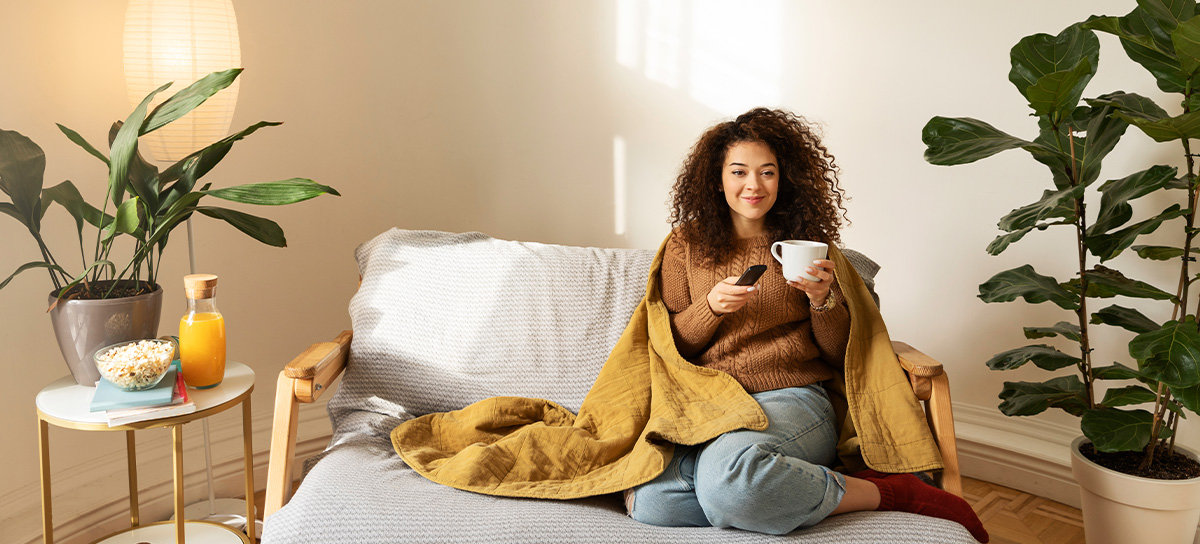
[625,108,988,542]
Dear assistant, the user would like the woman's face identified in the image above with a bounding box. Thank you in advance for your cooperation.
[721,140,779,235]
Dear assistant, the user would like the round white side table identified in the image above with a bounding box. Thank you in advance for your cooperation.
[35,361,256,544]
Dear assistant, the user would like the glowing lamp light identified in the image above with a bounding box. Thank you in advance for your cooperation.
[123,0,241,163]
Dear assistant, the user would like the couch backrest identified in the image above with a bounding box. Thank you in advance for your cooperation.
[329,229,881,431]
[331,229,655,426]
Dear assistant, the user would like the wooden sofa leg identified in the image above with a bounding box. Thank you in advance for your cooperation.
[928,372,963,497]
[265,371,300,519]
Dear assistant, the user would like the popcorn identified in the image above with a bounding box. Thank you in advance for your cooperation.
[95,339,174,390]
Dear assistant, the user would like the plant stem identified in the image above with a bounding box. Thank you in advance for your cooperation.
[1068,129,1096,408]
[1181,138,1198,322]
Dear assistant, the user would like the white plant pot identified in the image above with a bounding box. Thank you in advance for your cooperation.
[1070,435,1200,544]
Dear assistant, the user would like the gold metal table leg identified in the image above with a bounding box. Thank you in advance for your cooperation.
[242,398,255,540]
[126,430,139,527]
[173,424,185,544]
[38,418,52,544]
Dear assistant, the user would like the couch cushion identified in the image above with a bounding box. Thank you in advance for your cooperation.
[263,436,974,544]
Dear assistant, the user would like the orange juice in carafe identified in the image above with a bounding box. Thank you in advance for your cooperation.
[180,274,226,388]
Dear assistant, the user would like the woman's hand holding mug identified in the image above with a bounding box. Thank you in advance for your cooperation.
[771,240,834,307]
[786,259,835,307]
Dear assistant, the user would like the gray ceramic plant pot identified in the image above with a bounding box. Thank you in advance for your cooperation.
[48,282,163,386]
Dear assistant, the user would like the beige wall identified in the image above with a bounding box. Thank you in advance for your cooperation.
[2,0,1194,541]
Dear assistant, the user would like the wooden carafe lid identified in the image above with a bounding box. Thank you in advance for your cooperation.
[184,273,218,299]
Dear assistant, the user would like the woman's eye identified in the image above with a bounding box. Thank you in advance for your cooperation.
[732,170,746,176]
[762,171,776,177]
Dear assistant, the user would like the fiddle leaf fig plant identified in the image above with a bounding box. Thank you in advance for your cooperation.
[923,2,1200,476]
[0,69,339,300]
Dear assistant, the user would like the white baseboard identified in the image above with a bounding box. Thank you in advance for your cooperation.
[953,402,1082,508]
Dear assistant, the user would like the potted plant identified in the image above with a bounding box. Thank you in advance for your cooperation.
[0,68,338,385]
[920,3,1200,543]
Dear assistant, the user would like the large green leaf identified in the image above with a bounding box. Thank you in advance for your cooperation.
[1094,362,1151,380]
[141,68,242,135]
[1071,265,1176,301]
[1085,11,1187,93]
[1088,91,1170,121]
[201,178,340,205]
[1086,204,1187,261]
[0,261,67,290]
[109,82,171,207]
[1114,109,1200,141]
[1139,0,1196,31]
[1132,244,1187,260]
[979,265,1079,309]
[157,121,282,213]
[998,376,1088,416]
[987,226,1035,255]
[196,206,286,247]
[1008,24,1100,100]
[1172,383,1200,413]
[41,181,88,237]
[1026,59,1096,117]
[1091,304,1160,334]
[1100,385,1158,407]
[158,121,282,186]
[921,117,1030,165]
[101,197,142,243]
[998,186,1083,232]
[56,123,109,166]
[1171,14,1200,76]
[1129,318,1200,387]
[1024,321,1082,342]
[1089,165,1178,236]
[108,121,159,213]
[986,345,1081,371]
[0,128,46,229]
[1082,408,1153,452]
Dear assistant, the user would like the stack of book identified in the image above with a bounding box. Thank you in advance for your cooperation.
[89,360,196,426]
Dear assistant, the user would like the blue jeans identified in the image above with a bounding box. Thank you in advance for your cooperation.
[628,384,846,535]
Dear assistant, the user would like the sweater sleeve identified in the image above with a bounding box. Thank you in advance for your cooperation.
[811,280,850,366]
[661,236,723,357]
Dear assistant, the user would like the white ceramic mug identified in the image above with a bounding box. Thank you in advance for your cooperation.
[770,240,828,282]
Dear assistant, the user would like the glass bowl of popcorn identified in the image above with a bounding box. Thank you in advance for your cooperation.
[93,338,176,391]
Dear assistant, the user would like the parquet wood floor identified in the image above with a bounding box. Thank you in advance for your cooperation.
[254,476,1086,543]
[963,476,1084,544]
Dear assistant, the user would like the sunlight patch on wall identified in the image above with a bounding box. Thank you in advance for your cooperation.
[614,0,783,115]
[688,0,783,115]
[613,135,628,236]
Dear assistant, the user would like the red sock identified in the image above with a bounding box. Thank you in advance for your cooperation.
[852,469,989,543]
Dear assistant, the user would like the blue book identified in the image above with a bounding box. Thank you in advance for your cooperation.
[89,361,180,412]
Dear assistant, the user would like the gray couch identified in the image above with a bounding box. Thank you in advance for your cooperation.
[261,229,974,543]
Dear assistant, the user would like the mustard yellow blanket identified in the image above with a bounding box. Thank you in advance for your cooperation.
[391,235,943,499]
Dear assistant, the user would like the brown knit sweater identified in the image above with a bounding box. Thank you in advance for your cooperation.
[661,233,851,393]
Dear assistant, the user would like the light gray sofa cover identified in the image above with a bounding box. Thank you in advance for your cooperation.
[260,229,973,543]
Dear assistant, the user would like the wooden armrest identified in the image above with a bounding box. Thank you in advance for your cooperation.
[265,330,353,519]
[891,341,962,498]
[285,330,352,403]
[893,341,943,378]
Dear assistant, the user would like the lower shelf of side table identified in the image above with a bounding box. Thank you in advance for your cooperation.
[92,520,251,544]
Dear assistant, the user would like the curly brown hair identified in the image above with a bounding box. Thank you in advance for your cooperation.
[669,108,849,265]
